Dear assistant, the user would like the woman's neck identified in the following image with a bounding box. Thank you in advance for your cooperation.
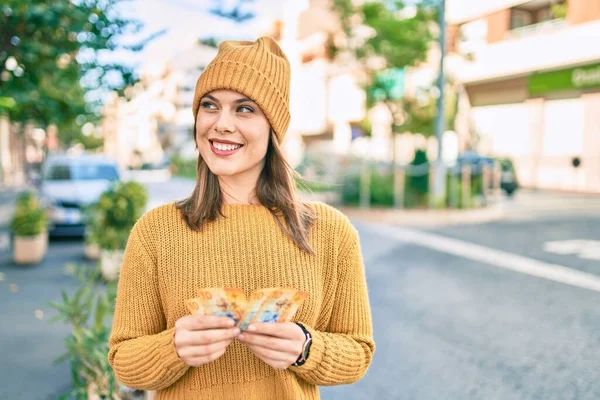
[219,176,259,205]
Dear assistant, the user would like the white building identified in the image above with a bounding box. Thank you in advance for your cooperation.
[169,44,218,160]
[447,0,600,193]
[102,66,178,169]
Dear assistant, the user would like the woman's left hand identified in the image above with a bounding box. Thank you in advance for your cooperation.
[237,322,306,370]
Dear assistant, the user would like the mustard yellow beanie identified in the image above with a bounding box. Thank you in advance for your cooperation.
[192,36,291,143]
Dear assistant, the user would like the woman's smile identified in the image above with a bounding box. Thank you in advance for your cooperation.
[209,138,244,156]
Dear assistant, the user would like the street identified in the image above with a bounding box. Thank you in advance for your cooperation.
[1,179,600,399]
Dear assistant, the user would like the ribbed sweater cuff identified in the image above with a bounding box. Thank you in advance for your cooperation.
[289,324,325,373]
[113,328,189,390]
[157,327,189,374]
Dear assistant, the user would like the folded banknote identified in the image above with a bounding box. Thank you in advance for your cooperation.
[185,287,308,331]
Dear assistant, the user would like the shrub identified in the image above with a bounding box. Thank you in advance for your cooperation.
[169,154,196,179]
[87,181,148,250]
[10,191,48,237]
[49,263,121,399]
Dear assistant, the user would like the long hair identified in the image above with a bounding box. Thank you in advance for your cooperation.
[175,127,316,254]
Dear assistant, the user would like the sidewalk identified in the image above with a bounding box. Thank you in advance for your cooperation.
[0,188,19,228]
[339,202,506,227]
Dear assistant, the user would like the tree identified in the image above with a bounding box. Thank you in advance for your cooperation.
[208,0,255,23]
[397,80,458,137]
[0,0,158,146]
[331,0,437,134]
[198,0,257,48]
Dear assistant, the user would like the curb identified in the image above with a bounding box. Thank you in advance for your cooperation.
[339,202,506,227]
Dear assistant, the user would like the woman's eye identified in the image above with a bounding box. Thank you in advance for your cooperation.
[238,105,254,113]
[200,101,216,109]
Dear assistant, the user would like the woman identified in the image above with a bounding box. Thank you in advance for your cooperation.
[109,36,375,400]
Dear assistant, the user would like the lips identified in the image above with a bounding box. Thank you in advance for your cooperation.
[209,139,243,156]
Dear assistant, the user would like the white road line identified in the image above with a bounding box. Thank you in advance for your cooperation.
[373,224,600,293]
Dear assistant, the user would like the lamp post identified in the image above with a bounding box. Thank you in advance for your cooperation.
[432,0,447,207]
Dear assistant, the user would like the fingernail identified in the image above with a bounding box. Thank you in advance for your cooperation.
[227,319,235,327]
[238,334,245,341]
[248,325,256,332]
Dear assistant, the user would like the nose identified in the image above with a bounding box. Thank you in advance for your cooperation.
[214,110,236,134]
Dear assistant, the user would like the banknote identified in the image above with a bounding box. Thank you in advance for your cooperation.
[185,297,204,315]
[186,287,308,330]
[239,288,309,330]
[237,288,277,331]
[190,288,247,324]
[277,290,309,323]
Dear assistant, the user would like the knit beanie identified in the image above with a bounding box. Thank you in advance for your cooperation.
[192,36,291,143]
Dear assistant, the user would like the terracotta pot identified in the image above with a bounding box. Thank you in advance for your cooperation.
[100,249,125,280]
[13,231,48,265]
[85,243,101,260]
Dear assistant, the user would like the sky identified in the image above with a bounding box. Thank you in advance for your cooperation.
[122,0,284,72]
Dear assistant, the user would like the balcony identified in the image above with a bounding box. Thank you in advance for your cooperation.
[507,17,568,38]
[448,17,600,84]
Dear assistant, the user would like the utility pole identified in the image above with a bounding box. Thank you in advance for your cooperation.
[432,0,447,207]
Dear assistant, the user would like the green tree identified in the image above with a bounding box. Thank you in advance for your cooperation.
[332,0,434,97]
[0,0,159,146]
[398,80,458,137]
[332,1,441,136]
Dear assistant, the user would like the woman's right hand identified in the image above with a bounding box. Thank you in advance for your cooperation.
[174,315,240,367]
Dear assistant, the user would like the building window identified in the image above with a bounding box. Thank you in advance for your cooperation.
[509,0,567,37]
[510,9,533,30]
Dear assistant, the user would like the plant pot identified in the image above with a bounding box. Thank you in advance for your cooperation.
[100,249,125,281]
[85,242,101,260]
[13,231,48,265]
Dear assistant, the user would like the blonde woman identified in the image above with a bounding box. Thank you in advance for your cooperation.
[109,36,375,400]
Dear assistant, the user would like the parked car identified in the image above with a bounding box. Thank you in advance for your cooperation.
[455,151,519,197]
[37,154,122,237]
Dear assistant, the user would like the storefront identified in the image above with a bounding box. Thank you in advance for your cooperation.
[467,61,600,193]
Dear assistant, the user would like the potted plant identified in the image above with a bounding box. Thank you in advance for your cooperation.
[94,181,148,280]
[50,263,145,399]
[10,191,49,265]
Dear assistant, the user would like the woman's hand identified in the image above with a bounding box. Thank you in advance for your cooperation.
[237,322,306,370]
[174,315,240,367]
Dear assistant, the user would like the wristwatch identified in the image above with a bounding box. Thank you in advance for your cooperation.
[292,323,312,367]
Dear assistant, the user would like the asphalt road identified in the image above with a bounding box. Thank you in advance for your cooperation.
[1,182,600,399]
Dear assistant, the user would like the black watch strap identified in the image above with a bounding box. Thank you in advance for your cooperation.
[292,323,312,367]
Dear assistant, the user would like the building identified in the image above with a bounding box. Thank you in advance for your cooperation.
[275,0,367,161]
[102,65,180,169]
[169,44,218,160]
[447,0,600,193]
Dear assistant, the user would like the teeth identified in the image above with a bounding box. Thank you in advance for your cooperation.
[213,142,241,151]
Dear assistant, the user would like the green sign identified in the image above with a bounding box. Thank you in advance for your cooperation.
[370,67,406,102]
[529,63,600,95]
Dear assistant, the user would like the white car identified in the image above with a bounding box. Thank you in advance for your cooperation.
[38,154,122,237]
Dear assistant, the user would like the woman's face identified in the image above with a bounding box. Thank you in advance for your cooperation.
[195,89,270,179]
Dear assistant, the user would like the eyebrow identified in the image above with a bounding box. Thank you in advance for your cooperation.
[201,94,255,104]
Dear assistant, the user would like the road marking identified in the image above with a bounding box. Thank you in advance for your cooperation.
[373,225,600,293]
[544,240,600,261]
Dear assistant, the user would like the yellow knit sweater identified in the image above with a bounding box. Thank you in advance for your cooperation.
[108,202,375,400]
